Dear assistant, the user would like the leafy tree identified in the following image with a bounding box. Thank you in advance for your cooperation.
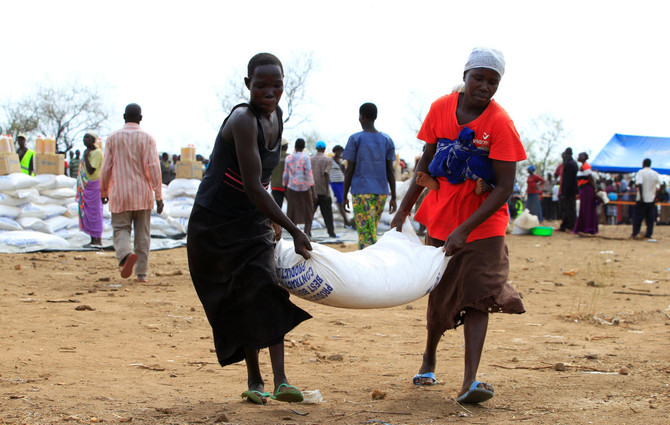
[218,51,316,129]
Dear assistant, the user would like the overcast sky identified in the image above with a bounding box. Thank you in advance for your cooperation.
[3,0,669,164]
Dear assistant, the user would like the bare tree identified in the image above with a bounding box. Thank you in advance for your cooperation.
[519,114,567,184]
[1,98,39,142]
[218,52,316,129]
[217,72,249,116]
[405,91,426,134]
[33,83,110,153]
[405,91,430,155]
[281,52,314,127]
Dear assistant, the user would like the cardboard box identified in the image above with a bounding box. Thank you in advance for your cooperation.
[181,146,196,162]
[35,153,64,175]
[176,160,203,180]
[0,136,13,153]
[35,137,56,154]
[0,153,21,175]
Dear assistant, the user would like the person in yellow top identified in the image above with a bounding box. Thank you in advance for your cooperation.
[16,134,35,175]
[75,132,104,247]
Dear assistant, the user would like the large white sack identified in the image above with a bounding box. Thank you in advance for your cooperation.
[37,195,73,206]
[513,209,540,230]
[0,173,37,191]
[44,215,77,233]
[166,216,186,233]
[165,178,200,198]
[380,211,394,226]
[56,228,88,240]
[53,175,77,188]
[0,204,21,218]
[151,215,171,230]
[41,187,76,198]
[0,193,23,206]
[3,188,40,203]
[63,202,78,218]
[150,228,167,238]
[162,226,185,237]
[65,216,80,229]
[17,203,48,219]
[0,230,70,249]
[16,217,50,233]
[33,174,58,190]
[396,179,413,201]
[0,217,23,231]
[165,196,195,207]
[173,217,188,230]
[167,204,192,218]
[38,203,68,218]
[275,217,449,309]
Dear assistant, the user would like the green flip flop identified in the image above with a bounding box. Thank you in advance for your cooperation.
[271,383,304,403]
[241,390,270,405]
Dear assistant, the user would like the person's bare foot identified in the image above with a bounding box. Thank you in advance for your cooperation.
[474,178,493,195]
[416,171,439,191]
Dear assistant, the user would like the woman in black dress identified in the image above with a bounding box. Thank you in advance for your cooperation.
[187,53,312,404]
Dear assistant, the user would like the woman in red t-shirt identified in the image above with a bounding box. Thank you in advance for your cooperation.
[391,48,526,404]
[526,165,545,222]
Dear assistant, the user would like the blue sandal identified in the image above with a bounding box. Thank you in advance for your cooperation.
[457,381,494,404]
[412,372,437,386]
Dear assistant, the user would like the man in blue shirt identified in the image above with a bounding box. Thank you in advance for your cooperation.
[343,102,396,249]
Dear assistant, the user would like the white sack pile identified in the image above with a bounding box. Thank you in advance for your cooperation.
[0,174,198,252]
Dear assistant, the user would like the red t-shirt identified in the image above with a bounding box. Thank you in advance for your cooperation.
[577,162,592,186]
[414,92,526,242]
[526,174,544,194]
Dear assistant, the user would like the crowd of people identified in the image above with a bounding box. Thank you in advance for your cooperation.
[521,148,667,240]
[272,101,396,248]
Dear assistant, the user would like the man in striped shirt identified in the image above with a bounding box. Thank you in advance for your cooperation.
[100,103,163,282]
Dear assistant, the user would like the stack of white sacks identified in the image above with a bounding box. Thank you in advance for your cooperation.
[0,173,82,250]
[1,173,415,251]
[154,178,201,238]
[0,173,197,252]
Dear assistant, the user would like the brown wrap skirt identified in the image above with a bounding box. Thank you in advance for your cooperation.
[425,235,525,333]
[286,188,314,225]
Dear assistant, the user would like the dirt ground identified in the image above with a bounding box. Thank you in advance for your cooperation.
[1,221,669,425]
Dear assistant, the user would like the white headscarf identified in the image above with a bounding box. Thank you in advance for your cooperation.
[464,47,505,78]
[84,131,99,141]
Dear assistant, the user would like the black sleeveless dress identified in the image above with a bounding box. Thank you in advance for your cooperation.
[187,104,311,367]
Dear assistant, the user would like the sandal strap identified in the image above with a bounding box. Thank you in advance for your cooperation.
[275,383,299,393]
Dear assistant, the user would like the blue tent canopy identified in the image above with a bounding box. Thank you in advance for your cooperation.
[591,133,670,175]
